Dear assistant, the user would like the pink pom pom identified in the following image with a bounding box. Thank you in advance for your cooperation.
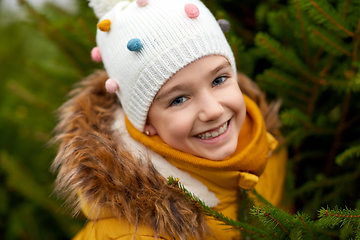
[91,47,102,62]
[136,0,148,7]
[105,79,119,93]
[184,4,199,19]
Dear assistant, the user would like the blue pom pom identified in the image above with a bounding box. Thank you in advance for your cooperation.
[127,38,142,51]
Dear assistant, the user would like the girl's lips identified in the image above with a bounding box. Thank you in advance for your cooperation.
[193,118,232,144]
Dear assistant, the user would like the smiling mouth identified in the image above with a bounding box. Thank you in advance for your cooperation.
[195,120,229,140]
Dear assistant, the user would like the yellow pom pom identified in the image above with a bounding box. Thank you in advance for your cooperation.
[97,19,111,32]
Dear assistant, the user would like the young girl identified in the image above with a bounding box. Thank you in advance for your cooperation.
[53,0,287,239]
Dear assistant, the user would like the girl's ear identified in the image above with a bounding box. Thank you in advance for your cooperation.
[144,122,158,136]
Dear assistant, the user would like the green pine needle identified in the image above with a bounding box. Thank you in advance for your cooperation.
[297,0,354,37]
[318,206,360,229]
[308,25,352,57]
[255,32,314,81]
[336,145,360,166]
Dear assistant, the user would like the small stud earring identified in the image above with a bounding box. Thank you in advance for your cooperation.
[145,131,150,136]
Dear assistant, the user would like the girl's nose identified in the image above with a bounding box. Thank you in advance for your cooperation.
[198,94,224,122]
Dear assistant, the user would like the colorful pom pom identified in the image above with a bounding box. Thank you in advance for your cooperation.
[136,0,148,7]
[184,4,199,19]
[218,19,230,33]
[105,79,119,93]
[97,19,111,32]
[91,47,102,62]
[127,38,142,51]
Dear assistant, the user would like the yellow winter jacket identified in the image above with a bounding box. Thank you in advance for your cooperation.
[73,94,287,240]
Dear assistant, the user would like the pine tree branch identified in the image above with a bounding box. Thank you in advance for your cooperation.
[294,0,313,70]
[335,145,360,166]
[319,54,334,78]
[307,82,319,117]
[311,30,352,56]
[299,216,317,240]
[251,189,295,219]
[325,91,351,175]
[318,206,360,233]
[323,210,360,218]
[281,98,308,112]
[291,150,327,163]
[309,0,355,37]
[281,109,334,135]
[312,47,324,65]
[257,36,318,83]
[257,208,290,238]
[18,0,92,75]
[307,54,334,115]
[167,177,270,238]
[344,115,360,130]
[78,18,96,45]
[319,40,353,171]
[251,189,274,208]
[294,165,360,196]
[7,81,51,111]
[261,76,310,102]
[319,184,345,204]
[351,16,360,69]
[343,0,351,20]
[266,71,312,92]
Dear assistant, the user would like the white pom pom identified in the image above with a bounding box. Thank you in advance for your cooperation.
[89,0,132,18]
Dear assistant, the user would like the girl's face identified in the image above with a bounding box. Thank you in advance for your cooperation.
[145,55,246,160]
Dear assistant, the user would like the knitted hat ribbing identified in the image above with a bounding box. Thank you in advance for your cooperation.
[90,0,236,131]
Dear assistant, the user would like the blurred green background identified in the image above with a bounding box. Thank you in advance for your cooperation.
[0,0,98,239]
[1,0,359,239]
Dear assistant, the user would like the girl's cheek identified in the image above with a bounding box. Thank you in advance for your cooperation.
[167,113,193,135]
[169,119,190,135]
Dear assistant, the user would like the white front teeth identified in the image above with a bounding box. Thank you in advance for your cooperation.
[196,121,228,139]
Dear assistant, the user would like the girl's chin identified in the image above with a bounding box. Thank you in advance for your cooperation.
[193,143,238,161]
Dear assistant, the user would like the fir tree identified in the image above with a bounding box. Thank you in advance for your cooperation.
[253,0,360,214]
[0,0,97,239]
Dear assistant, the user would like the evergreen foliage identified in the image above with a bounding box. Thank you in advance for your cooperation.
[169,176,360,239]
[250,0,360,215]
[1,0,359,239]
[0,0,97,239]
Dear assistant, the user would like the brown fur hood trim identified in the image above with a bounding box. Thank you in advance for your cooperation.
[51,70,208,239]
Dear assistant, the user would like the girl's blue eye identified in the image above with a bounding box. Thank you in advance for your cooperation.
[212,76,227,87]
[170,96,188,106]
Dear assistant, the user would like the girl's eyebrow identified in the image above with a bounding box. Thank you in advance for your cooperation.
[154,60,231,102]
[209,61,231,76]
[154,83,189,102]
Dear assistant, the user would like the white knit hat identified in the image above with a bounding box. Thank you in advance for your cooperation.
[90,0,236,131]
